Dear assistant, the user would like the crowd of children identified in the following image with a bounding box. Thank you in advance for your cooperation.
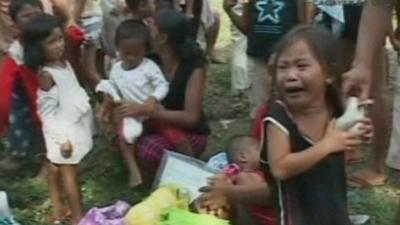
[0,0,399,225]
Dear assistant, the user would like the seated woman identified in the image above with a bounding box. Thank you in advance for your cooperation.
[121,9,210,175]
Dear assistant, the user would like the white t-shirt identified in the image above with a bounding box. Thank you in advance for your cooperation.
[109,58,169,103]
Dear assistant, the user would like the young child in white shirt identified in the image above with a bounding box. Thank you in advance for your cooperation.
[90,20,169,187]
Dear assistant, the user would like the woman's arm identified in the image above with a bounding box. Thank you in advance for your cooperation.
[82,44,102,90]
[342,0,394,98]
[267,121,362,180]
[72,0,87,23]
[151,68,206,128]
[51,0,76,27]
[304,1,318,24]
[223,0,251,34]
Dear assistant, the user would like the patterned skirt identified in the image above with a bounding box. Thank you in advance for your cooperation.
[3,83,43,157]
[136,132,208,175]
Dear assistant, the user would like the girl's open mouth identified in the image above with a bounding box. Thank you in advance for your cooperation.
[285,86,305,95]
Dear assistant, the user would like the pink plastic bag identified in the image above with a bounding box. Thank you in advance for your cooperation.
[78,201,131,225]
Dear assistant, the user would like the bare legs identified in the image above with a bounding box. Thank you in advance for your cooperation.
[118,138,143,188]
[48,163,83,225]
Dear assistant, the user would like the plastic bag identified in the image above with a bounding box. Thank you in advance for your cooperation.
[78,201,130,225]
[160,208,230,225]
[124,185,190,225]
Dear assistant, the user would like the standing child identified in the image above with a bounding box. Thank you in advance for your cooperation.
[263,25,372,225]
[223,0,304,118]
[85,20,193,188]
[0,0,44,173]
[22,14,94,224]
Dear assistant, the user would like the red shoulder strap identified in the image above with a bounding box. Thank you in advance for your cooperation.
[252,105,269,140]
[0,57,19,135]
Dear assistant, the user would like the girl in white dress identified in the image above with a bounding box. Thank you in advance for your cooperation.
[22,14,94,225]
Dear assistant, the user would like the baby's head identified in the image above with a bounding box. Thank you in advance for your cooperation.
[226,135,260,171]
[115,20,150,69]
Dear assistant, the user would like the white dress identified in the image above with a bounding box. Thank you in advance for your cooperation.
[96,58,169,144]
[37,63,94,165]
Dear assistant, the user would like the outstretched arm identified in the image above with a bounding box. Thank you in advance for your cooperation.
[342,0,394,99]
[82,44,102,90]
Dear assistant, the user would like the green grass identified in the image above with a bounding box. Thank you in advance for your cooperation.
[1,1,399,225]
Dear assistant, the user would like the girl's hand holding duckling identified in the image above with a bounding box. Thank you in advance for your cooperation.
[321,120,364,154]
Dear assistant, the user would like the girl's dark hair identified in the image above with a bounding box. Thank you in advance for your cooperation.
[9,0,43,22]
[22,14,62,70]
[271,25,344,116]
[115,20,150,49]
[154,9,206,64]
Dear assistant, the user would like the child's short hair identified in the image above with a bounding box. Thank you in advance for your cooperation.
[226,135,259,163]
[9,0,43,22]
[22,14,62,70]
[115,20,150,48]
[271,25,344,116]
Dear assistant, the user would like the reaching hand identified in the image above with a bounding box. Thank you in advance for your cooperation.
[342,64,372,100]
[198,175,232,210]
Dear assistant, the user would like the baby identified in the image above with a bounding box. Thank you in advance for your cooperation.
[199,135,276,225]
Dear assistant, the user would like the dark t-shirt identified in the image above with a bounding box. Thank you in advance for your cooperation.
[321,3,363,43]
[148,53,210,135]
[260,101,350,225]
[247,0,298,59]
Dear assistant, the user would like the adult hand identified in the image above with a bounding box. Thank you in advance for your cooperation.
[342,64,372,100]
[116,101,144,118]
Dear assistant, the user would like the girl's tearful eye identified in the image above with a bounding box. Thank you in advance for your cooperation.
[277,64,288,71]
[297,64,309,71]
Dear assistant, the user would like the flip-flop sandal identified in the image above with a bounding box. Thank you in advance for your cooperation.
[346,156,364,165]
[347,174,387,188]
